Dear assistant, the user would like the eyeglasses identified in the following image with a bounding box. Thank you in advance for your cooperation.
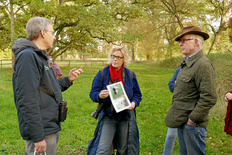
[45,30,55,36]
[110,54,123,60]
[178,39,193,43]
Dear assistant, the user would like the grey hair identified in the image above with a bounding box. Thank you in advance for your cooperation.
[26,17,52,41]
[108,46,130,66]
[190,34,204,49]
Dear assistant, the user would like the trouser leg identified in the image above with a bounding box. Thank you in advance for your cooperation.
[25,132,60,155]
[96,116,117,155]
[116,119,129,155]
[162,127,178,155]
[178,124,206,155]
[178,126,187,155]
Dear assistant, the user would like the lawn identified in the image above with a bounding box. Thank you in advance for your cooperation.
[1,55,232,154]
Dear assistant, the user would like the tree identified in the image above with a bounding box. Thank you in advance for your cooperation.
[136,0,232,57]
[136,0,188,59]
[198,0,232,54]
[0,0,31,66]
[0,0,145,62]
[27,0,145,59]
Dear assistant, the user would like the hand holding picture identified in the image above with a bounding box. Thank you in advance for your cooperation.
[127,102,136,110]
[99,90,109,99]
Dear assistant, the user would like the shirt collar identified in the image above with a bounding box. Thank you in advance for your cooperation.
[184,52,198,62]
[185,50,204,68]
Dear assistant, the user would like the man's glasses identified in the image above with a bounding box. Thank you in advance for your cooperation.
[45,30,55,36]
[178,39,193,43]
[111,54,123,60]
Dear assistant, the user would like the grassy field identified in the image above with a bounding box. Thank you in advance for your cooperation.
[1,53,232,154]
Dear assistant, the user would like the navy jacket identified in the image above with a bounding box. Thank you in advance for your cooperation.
[90,65,141,107]
[12,38,72,143]
[168,68,180,93]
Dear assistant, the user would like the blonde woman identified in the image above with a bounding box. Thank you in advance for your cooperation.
[87,46,142,155]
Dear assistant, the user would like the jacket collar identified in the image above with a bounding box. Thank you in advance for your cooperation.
[185,50,204,68]
[12,38,48,60]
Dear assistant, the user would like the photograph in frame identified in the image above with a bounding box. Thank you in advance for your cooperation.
[107,81,131,113]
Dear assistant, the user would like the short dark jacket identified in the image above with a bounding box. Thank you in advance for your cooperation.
[12,38,72,143]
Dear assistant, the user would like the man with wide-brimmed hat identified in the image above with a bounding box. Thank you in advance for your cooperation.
[165,26,217,155]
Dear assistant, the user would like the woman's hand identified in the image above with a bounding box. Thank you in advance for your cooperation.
[225,92,232,101]
[127,102,136,110]
[99,90,109,99]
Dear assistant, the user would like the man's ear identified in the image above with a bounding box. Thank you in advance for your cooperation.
[40,30,46,38]
[194,38,199,46]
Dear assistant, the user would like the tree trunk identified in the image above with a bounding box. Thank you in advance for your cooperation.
[131,44,135,61]
[10,0,15,69]
[208,16,226,54]
[209,32,222,54]
[59,0,65,6]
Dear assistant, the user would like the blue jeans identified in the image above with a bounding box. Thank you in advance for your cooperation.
[162,127,178,155]
[96,116,129,155]
[178,124,207,155]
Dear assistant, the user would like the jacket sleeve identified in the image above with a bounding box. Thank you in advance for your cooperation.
[131,72,142,107]
[188,62,217,123]
[58,76,72,92]
[90,71,103,103]
[14,50,45,143]
[168,68,180,93]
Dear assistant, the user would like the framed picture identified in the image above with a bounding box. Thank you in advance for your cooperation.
[107,81,131,113]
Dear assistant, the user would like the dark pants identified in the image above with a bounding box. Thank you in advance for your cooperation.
[96,116,129,155]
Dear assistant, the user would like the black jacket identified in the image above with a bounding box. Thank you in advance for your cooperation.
[12,38,72,143]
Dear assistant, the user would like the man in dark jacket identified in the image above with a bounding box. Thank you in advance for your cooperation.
[12,17,83,155]
[165,26,217,155]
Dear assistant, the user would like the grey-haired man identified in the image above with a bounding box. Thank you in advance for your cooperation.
[12,17,83,155]
[165,26,217,155]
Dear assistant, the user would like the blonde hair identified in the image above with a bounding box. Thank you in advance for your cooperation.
[108,46,130,66]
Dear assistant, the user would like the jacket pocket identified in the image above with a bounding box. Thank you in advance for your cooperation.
[179,74,192,83]
[165,102,195,128]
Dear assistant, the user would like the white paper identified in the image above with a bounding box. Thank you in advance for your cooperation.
[107,81,131,113]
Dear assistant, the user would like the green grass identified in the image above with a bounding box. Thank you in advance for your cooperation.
[1,54,232,154]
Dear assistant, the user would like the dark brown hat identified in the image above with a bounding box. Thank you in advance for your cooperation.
[175,26,209,41]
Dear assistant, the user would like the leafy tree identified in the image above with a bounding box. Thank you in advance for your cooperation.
[0,0,31,65]
[28,0,145,60]
[0,0,145,63]
[135,0,232,58]
[1,0,232,64]
[198,0,232,54]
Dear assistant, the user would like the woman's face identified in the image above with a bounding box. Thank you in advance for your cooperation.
[111,50,124,71]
